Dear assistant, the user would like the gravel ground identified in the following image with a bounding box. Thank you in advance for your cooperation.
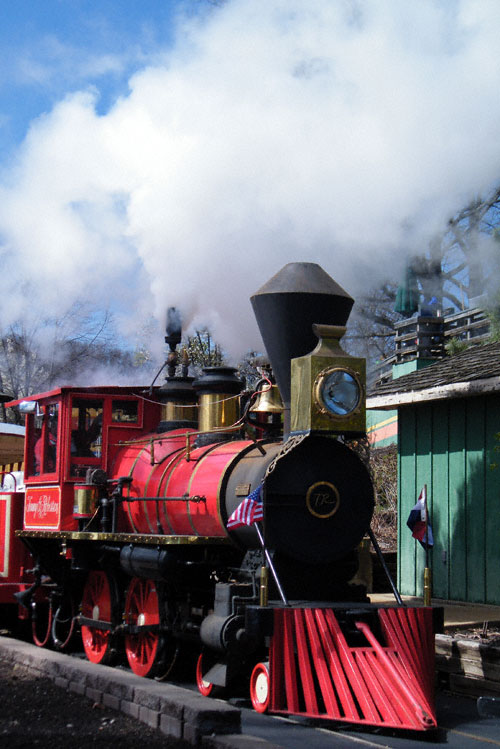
[0,658,186,748]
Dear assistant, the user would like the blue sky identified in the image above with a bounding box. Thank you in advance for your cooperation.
[0,1,196,154]
[1,1,500,366]
[0,0,200,362]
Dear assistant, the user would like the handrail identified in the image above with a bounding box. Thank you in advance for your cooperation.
[0,470,21,491]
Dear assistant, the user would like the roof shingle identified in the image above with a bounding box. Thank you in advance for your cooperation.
[368,341,500,403]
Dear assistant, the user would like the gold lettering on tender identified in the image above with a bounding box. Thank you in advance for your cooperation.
[26,494,59,520]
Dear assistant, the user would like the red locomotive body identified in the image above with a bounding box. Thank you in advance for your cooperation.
[0,263,441,733]
[0,484,31,620]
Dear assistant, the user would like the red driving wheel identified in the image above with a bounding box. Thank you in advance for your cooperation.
[196,653,215,697]
[81,570,115,664]
[124,577,161,677]
[52,592,76,651]
[31,599,53,648]
[250,662,270,713]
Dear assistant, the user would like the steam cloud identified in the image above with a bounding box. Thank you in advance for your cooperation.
[1,0,500,363]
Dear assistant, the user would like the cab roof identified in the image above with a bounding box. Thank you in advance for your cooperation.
[5,385,155,409]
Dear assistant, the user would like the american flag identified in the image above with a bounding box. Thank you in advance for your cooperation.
[227,485,264,529]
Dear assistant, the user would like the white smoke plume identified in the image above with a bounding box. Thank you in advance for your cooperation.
[1,0,500,362]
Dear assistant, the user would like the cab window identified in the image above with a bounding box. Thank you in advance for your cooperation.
[27,403,59,476]
[111,399,138,423]
[70,398,103,477]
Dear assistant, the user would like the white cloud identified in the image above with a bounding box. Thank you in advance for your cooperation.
[1,31,143,95]
[2,0,500,358]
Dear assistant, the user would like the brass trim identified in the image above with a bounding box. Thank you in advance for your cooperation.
[248,384,283,414]
[198,393,239,432]
[16,530,232,546]
[74,487,97,517]
[305,481,340,519]
[162,402,197,422]
[259,566,269,607]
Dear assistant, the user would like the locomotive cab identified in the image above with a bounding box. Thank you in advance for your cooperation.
[8,387,161,532]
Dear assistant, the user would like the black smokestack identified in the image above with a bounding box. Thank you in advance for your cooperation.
[165,307,182,350]
[165,306,182,379]
[250,262,354,433]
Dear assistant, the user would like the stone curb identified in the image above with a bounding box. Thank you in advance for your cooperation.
[0,636,279,747]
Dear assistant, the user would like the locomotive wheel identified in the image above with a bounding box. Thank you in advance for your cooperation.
[124,577,162,678]
[196,653,215,697]
[250,662,270,714]
[81,570,116,664]
[154,640,181,682]
[51,592,76,651]
[31,600,53,648]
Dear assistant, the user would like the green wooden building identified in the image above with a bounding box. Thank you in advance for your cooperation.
[367,341,500,605]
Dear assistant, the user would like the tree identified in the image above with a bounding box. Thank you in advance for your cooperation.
[349,184,500,372]
[397,185,500,315]
[0,303,152,421]
[236,351,266,390]
[441,186,500,306]
[345,282,401,369]
[180,328,225,377]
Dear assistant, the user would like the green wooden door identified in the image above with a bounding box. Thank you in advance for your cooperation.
[398,395,500,604]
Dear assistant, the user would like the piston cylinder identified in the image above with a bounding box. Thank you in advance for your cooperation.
[200,613,245,652]
[119,545,178,580]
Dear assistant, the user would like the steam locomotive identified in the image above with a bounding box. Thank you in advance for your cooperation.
[0,262,438,731]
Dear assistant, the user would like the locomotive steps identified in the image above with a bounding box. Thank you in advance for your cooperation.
[0,636,280,748]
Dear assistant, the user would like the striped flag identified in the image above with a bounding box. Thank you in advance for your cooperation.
[407,486,434,549]
[227,485,264,529]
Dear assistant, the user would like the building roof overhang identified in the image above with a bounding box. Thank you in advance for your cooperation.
[367,374,500,410]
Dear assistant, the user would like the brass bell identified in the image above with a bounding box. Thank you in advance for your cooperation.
[249,384,284,415]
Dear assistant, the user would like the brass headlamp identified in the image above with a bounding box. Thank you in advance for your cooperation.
[290,324,365,435]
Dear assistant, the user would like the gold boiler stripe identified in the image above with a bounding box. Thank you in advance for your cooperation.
[162,448,192,534]
[141,451,157,535]
[143,438,188,533]
[185,442,226,536]
[125,446,147,533]
[154,446,186,535]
